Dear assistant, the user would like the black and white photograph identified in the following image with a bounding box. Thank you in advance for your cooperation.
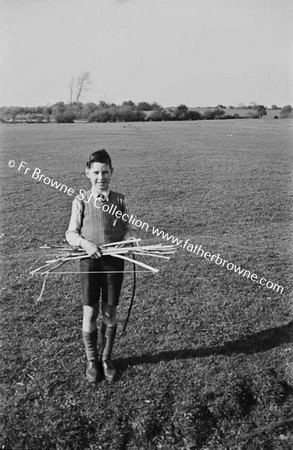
[1,0,292,448]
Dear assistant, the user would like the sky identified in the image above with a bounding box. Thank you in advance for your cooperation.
[1,0,292,107]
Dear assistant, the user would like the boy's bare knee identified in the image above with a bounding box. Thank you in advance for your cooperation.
[83,305,98,322]
[102,304,117,326]
[82,305,99,333]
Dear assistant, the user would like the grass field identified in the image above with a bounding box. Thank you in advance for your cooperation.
[1,119,292,449]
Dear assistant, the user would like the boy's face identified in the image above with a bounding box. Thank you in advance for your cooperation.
[86,162,113,193]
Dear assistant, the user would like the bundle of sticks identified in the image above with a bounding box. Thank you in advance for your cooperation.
[30,238,177,276]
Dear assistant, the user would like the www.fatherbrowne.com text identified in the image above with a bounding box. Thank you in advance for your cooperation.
[13,159,284,294]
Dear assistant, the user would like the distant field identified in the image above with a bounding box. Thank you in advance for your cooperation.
[1,120,292,449]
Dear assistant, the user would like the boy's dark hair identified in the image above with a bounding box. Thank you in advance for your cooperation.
[86,149,112,169]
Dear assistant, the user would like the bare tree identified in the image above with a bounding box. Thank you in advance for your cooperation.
[68,77,75,104]
[75,71,91,102]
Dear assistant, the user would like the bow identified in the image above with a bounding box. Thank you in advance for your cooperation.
[122,246,136,334]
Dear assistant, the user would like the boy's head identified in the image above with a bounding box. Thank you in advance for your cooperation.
[85,149,113,193]
[86,149,113,170]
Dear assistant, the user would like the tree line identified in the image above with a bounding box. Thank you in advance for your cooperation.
[0,101,292,123]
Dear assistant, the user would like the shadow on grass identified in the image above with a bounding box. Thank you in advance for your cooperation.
[116,321,293,369]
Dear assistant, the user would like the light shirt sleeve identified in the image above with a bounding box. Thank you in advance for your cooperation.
[65,198,88,248]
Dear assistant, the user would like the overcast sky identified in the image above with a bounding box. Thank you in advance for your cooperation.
[1,0,292,107]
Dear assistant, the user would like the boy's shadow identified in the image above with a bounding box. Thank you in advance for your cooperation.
[116,320,293,371]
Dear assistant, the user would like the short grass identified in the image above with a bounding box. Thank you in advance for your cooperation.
[1,120,292,449]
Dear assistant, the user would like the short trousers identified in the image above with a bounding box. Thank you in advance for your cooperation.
[80,256,124,307]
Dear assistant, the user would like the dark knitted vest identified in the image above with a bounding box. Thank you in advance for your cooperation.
[80,190,127,245]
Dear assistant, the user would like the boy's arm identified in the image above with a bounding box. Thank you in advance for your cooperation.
[65,198,84,248]
[66,199,102,257]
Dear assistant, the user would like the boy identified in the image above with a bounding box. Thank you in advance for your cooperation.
[66,149,131,383]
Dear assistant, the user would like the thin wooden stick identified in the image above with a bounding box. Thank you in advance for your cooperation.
[35,261,68,301]
[50,254,89,262]
[31,270,153,275]
[101,238,141,247]
[30,262,52,275]
[131,251,170,260]
[31,259,68,274]
[35,272,49,303]
[102,247,176,255]
[111,253,159,273]
[43,253,158,273]
[48,260,68,272]
[45,258,66,264]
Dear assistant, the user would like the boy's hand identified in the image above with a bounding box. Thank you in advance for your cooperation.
[82,241,102,258]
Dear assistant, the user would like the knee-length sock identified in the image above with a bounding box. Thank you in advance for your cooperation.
[101,322,117,361]
[83,329,98,361]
